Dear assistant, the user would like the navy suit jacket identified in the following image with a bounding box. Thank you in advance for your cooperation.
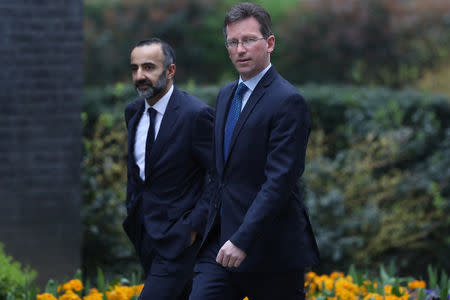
[204,67,319,272]
[123,87,213,261]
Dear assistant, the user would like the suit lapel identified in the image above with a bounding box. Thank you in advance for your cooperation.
[127,99,146,169]
[147,88,180,171]
[216,82,237,174]
[224,67,277,166]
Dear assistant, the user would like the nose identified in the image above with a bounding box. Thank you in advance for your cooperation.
[134,67,146,81]
[236,42,246,53]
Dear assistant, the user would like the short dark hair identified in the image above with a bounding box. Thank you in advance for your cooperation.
[133,38,176,68]
[223,2,273,39]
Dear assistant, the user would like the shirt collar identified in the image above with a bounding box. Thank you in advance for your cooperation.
[239,63,272,91]
[144,84,174,116]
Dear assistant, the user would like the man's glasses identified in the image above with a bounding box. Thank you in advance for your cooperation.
[225,37,266,49]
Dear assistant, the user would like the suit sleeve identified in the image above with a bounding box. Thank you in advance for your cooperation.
[230,93,311,252]
[186,106,215,235]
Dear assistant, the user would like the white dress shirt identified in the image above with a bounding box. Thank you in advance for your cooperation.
[239,63,271,111]
[134,84,174,180]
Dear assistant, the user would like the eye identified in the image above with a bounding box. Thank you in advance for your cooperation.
[228,40,239,47]
[140,63,156,71]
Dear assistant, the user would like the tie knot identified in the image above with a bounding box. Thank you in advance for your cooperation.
[235,83,248,98]
[147,107,157,119]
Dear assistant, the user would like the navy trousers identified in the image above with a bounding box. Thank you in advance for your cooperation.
[138,231,201,300]
[189,225,305,300]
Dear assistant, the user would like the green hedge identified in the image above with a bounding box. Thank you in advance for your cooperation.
[82,83,450,278]
[84,0,450,87]
[300,85,450,275]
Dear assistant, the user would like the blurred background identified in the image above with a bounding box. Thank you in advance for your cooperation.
[1,0,449,289]
[82,0,450,279]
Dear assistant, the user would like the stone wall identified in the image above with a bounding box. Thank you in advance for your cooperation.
[0,0,83,286]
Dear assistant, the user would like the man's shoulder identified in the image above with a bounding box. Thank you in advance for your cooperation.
[216,81,238,101]
[124,97,144,124]
[125,97,143,113]
[222,80,237,90]
[265,72,304,102]
[173,88,212,112]
[220,81,237,93]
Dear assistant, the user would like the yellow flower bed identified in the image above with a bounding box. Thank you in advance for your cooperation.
[37,273,427,300]
[305,271,426,300]
[37,280,144,300]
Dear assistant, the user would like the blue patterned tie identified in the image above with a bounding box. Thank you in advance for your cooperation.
[145,107,157,180]
[224,82,247,159]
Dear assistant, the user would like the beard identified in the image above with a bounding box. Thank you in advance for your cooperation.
[135,71,168,100]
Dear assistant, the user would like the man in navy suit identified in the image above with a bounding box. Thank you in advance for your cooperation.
[122,38,213,299]
[190,3,320,299]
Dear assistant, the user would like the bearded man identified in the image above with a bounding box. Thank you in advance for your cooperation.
[122,38,213,300]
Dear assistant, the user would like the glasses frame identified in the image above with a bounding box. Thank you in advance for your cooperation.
[225,37,266,49]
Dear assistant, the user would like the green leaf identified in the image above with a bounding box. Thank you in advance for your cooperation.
[85,278,92,294]
[428,265,438,289]
[97,267,105,293]
[74,269,83,280]
[388,260,397,278]
[392,278,402,297]
[439,287,449,300]
[380,265,390,287]
[130,270,142,286]
[44,279,58,295]
[348,264,357,282]
[417,288,427,300]
[440,269,448,291]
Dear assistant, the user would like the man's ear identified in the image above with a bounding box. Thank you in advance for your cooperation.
[267,35,275,54]
[166,64,176,79]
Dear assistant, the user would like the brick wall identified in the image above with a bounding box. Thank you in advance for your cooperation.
[0,1,82,286]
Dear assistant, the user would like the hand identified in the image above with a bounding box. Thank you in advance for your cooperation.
[216,240,247,268]
[190,231,197,246]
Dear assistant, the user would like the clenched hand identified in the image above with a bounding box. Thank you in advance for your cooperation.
[216,240,247,268]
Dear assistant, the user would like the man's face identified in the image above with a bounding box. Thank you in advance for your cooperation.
[225,17,275,81]
[130,44,169,100]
